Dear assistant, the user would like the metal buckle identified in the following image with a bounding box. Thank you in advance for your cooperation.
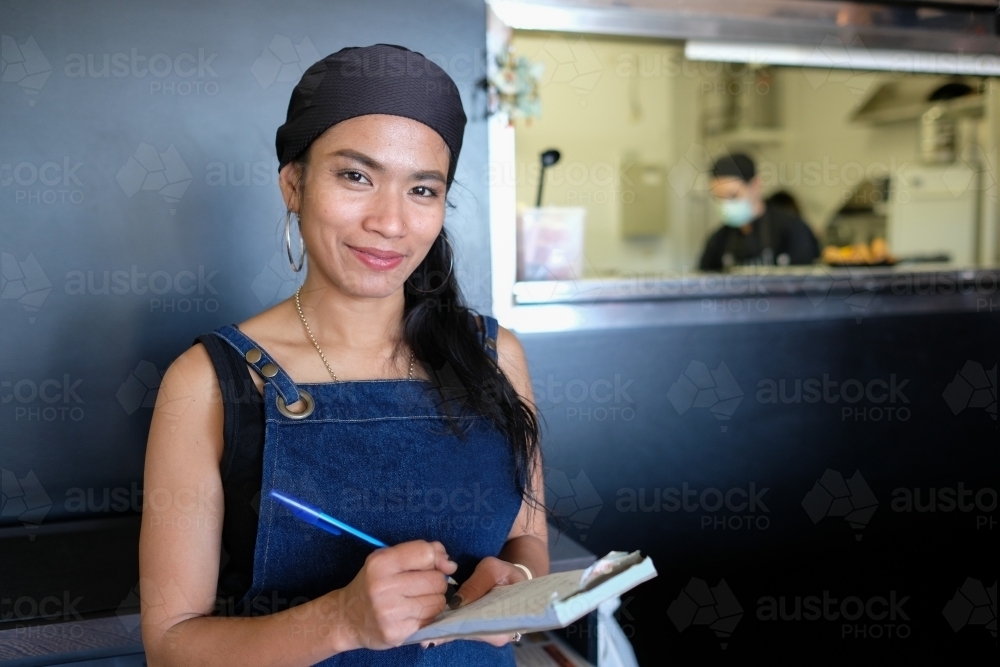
[276,388,314,419]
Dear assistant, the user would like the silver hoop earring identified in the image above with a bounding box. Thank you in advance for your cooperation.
[406,233,454,294]
[284,210,306,273]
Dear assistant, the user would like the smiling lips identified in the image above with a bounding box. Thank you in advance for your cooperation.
[349,245,405,271]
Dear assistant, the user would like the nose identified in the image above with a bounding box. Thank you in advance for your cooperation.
[362,187,408,238]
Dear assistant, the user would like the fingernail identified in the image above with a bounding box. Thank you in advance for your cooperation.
[448,595,463,609]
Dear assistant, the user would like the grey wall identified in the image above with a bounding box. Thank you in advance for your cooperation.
[1,0,492,526]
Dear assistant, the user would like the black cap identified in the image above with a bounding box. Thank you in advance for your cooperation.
[275,44,467,188]
[711,153,756,183]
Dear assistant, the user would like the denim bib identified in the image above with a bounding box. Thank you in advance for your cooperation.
[209,316,520,666]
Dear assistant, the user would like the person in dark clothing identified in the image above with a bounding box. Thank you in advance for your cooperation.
[699,154,820,271]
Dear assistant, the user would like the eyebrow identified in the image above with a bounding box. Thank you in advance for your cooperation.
[332,149,446,184]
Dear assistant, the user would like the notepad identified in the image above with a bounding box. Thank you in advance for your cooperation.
[405,551,657,643]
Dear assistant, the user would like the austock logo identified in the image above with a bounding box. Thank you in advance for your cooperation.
[667,577,743,649]
[251,35,320,89]
[63,264,220,314]
[1,35,52,105]
[615,482,770,532]
[531,34,603,107]
[63,47,219,97]
[116,143,193,214]
[802,264,879,323]
[545,468,602,542]
[116,582,142,631]
[251,251,301,307]
[943,578,997,638]
[891,484,996,530]
[116,360,164,415]
[1,156,86,204]
[666,143,712,198]
[756,373,911,423]
[942,360,997,424]
[802,469,878,541]
[667,360,743,432]
[802,34,878,96]
[757,590,911,640]
[2,373,85,422]
[1,250,52,323]
[1,468,51,538]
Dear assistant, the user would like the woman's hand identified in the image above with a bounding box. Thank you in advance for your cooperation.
[336,540,457,651]
[420,556,531,649]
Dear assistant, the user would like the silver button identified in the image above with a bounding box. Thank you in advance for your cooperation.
[245,348,262,364]
[261,363,279,378]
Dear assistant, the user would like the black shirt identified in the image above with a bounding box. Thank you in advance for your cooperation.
[699,205,819,271]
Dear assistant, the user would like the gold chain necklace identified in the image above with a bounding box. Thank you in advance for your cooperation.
[295,285,414,382]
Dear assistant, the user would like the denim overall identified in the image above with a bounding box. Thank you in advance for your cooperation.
[209,317,521,666]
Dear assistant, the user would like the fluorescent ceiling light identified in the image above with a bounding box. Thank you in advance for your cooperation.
[685,41,1000,76]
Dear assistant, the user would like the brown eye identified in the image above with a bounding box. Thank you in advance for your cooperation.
[340,170,370,184]
[412,186,438,198]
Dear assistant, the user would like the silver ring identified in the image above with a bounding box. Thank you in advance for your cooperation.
[512,631,521,642]
[276,388,314,419]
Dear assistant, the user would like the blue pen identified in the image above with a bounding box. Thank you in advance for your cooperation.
[268,488,459,596]
[269,488,388,547]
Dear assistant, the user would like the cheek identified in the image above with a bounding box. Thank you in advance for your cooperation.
[302,196,360,243]
[412,213,445,251]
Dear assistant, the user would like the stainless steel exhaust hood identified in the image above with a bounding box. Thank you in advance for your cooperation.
[489,0,1000,57]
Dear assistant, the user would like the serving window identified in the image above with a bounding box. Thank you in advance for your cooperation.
[485,1,1000,318]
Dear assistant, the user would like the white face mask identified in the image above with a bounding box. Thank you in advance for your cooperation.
[718,198,755,227]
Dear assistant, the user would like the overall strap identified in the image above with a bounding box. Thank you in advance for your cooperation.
[209,324,302,406]
[478,315,500,363]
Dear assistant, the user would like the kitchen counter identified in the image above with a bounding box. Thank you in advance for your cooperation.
[507,264,998,332]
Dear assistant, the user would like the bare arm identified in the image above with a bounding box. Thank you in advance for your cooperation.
[495,325,548,579]
[139,344,455,667]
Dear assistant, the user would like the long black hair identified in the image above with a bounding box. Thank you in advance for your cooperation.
[402,225,542,508]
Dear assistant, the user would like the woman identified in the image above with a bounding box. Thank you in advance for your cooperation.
[138,44,547,667]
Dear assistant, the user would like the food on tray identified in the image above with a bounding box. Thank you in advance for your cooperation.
[821,238,895,265]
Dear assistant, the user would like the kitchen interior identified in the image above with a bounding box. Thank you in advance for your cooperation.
[508,32,999,282]
[491,2,997,663]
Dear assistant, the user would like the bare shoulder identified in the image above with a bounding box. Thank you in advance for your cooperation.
[162,340,220,400]
[495,324,534,404]
[495,325,526,366]
[146,341,225,465]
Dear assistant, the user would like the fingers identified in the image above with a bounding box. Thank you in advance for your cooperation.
[471,633,514,647]
[451,557,514,609]
[367,540,454,577]
[393,570,450,598]
[421,633,512,649]
[435,549,458,576]
[410,594,448,622]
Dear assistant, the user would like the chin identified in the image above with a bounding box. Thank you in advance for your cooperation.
[342,272,406,299]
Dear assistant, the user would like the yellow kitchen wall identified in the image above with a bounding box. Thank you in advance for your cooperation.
[512,31,998,275]
[767,68,915,234]
[511,32,696,277]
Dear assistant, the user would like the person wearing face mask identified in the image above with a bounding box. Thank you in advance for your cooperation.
[698,153,819,271]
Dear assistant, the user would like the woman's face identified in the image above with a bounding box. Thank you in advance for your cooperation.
[280,113,451,299]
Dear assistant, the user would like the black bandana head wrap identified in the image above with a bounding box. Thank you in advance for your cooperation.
[275,43,467,189]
